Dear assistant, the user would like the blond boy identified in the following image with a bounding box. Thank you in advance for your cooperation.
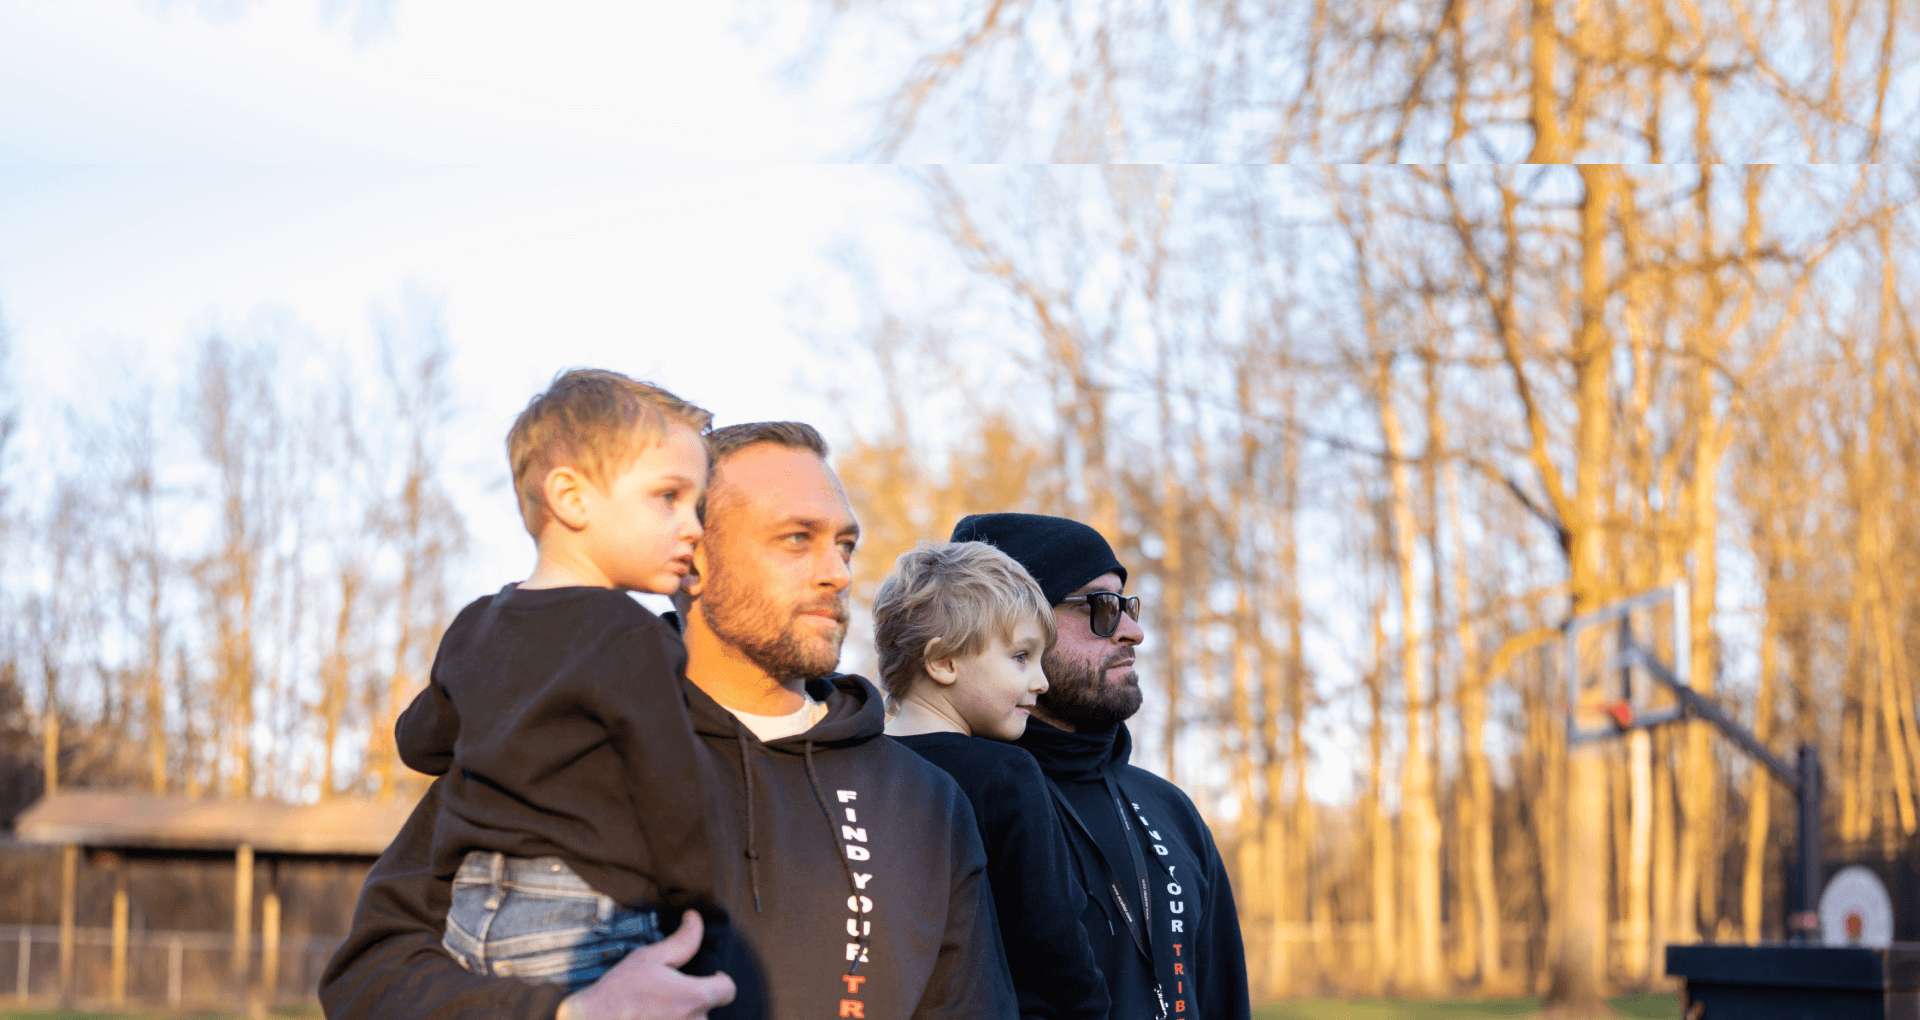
[879,542,1112,1019]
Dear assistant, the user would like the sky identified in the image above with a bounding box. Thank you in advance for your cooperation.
[0,1,872,164]
[0,2,939,600]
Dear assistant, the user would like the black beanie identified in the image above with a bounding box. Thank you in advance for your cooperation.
[948,512,1128,606]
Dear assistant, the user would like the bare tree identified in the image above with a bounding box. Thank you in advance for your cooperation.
[0,307,17,779]
[800,0,1920,162]
[312,377,374,800]
[0,304,14,584]
[365,295,464,801]
[189,335,280,798]
[102,387,173,794]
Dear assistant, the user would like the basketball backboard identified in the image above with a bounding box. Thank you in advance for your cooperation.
[1564,581,1691,745]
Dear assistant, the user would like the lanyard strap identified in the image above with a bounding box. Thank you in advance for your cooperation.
[1103,775,1157,936]
[1045,783,1153,963]
[1046,778,1171,1020]
[1102,776,1172,1020]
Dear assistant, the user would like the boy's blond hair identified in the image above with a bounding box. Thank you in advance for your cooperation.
[873,541,1057,702]
[506,369,712,537]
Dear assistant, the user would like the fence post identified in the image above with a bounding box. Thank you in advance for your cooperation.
[58,845,76,1004]
[260,859,281,1004]
[168,936,182,1008]
[15,927,27,1002]
[110,856,129,1008]
[232,843,253,987]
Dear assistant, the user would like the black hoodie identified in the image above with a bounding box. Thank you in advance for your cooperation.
[896,733,1112,1020]
[1017,719,1251,1020]
[321,673,1018,1019]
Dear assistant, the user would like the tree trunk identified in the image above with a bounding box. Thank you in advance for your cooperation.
[1624,729,1653,981]
[1545,162,1619,1015]
[1271,381,1308,992]
[144,553,167,794]
[1652,729,1677,957]
[1526,0,1567,161]
[1677,392,1726,941]
[1367,594,1398,990]
[1377,353,1444,993]
[321,569,359,800]
[1741,608,1779,942]
[1155,341,1186,783]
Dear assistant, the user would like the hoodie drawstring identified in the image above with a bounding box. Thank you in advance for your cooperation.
[735,726,764,913]
[803,740,870,975]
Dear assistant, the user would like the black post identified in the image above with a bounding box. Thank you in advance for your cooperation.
[1617,614,1634,708]
[1791,743,1823,943]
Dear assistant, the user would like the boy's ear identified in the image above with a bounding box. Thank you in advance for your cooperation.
[542,466,591,531]
[923,641,959,688]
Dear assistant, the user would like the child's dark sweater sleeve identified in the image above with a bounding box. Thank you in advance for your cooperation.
[396,595,489,778]
[395,677,458,777]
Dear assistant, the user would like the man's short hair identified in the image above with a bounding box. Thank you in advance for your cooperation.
[872,541,1058,702]
[708,420,830,462]
[507,369,712,537]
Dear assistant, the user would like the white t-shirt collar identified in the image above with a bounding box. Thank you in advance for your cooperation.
[725,693,828,743]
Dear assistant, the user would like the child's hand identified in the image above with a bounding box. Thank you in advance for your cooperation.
[555,911,736,1020]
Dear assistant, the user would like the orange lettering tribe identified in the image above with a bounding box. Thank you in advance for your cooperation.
[840,974,867,995]
[1173,962,1185,975]
[1174,1000,1187,1013]
[1172,942,1184,957]
[838,1000,866,1018]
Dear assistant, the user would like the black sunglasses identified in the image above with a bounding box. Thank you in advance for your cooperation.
[1058,591,1141,638]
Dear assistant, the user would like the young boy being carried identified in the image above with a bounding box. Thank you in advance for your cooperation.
[877,541,1111,1020]
[395,368,741,1009]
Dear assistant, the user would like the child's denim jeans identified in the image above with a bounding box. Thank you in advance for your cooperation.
[443,851,664,991]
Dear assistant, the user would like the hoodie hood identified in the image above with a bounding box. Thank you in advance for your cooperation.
[687,672,885,748]
[791,673,886,747]
[1018,716,1133,779]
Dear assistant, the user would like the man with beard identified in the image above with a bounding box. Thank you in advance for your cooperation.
[321,422,1015,1020]
[949,513,1252,1020]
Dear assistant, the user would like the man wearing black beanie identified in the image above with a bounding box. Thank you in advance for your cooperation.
[949,512,1252,1020]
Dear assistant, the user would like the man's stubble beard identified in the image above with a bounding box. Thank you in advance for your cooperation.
[1038,645,1143,731]
[699,555,848,682]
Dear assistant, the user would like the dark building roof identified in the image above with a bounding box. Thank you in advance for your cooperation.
[12,789,414,857]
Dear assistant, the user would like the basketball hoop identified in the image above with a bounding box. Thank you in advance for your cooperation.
[1564,580,1689,745]
[1565,581,1830,946]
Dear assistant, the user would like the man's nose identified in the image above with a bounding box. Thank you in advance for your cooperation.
[1114,606,1145,647]
[816,546,851,592]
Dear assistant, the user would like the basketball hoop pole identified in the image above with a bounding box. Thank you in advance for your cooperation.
[1792,744,1823,943]
[1624,641,1825,944]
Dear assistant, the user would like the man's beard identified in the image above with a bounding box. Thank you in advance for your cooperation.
[1038,645,1143,730]
[700,568,847,682]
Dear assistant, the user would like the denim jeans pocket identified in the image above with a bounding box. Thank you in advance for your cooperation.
[440,854,665,991]
[442,878,500,973]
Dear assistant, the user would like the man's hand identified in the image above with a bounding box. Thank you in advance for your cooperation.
[555,910,736,1020]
